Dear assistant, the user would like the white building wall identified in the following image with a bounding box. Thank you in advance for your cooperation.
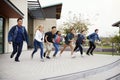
[34,18,57,33]
[5,0,28,53]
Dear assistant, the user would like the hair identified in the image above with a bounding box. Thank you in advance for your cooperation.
[35,25,43,32]
[17,18,23,22]
[70,27,75,32]
[56,31,60,34]
[81,30,85,33]
[51,26,56,29]
[95,29,99,32]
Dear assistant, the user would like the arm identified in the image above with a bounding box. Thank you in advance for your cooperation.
[8,26,15,43]
[24,27,29,44]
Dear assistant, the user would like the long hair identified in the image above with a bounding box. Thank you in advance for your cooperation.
[35,25,43,32]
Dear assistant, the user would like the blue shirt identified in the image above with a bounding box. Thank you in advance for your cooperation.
[15,26,24,43]
[65,33,74,45]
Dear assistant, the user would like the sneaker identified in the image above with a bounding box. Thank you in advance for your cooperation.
[90,53,93,56]
[71,55,76,58]
[46,56,51,59]
[41,59,44,62]
[15,59,20,62]
[86,53,90,56]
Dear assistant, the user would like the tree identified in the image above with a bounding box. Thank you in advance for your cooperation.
[60,12,90,34]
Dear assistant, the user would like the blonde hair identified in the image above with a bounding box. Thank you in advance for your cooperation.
[35,25,43,32]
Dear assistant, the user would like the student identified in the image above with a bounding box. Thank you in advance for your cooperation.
[44,26,57,59]
[86,29,101,55]
[53,31,63,57]
[74,30,86,57]
[31,25,44,62]
[8,18,29,62]
[59,28,75,58]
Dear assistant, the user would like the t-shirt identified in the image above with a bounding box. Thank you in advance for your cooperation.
[65,33,74,45]
[44,31,55,43]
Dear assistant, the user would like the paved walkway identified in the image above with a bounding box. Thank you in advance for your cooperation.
[0,50,120,80]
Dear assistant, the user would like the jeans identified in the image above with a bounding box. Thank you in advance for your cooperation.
[32,39,44,59]
[53,43,60,56]
[11,42,23,60]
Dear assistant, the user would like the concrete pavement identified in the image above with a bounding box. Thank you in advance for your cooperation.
[0,50,120,80]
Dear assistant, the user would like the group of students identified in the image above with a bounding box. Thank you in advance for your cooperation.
[31,25,101,61]
[8,18,101,62]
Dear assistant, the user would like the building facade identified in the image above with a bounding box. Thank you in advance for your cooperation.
[0,0,62,53]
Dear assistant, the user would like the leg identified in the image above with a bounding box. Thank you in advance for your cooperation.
[78,44,83,55]
[53,43,59,57]
[31,40,38,58]
[90,42,96,55]
[44,43,48,57]
[86,41,93,55]
[74,43,79,52]
[46,43,52,59]
[15,42,23,61]
[39,42,44,59]
[60,44,67,55]
[69,43,74,55]
[10,42,17,58]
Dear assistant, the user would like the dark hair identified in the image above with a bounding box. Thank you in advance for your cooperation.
[51,26,56,29]
[81,30,85,33]
[56,31,60,34]
[17,18,23,22]
[95,29,99,32]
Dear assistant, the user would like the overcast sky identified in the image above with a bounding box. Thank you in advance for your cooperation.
[39,0,120,37]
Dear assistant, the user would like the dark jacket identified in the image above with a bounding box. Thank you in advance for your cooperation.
[65,33,74,45]
[76,34,85,44]
[8,25,29,44]
[88,32,100,43]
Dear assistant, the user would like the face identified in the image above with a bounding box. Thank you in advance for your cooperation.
[17,20,23,26]
[58,31,61,35]
[71,29,75,34]
[82,31,86,35]
[96,30,99,33]
[52,28,57,34]
[40,26,44,32]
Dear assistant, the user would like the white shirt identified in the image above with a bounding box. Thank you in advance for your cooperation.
[34,30,44,42]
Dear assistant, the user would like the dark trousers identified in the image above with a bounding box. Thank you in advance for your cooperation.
[74,43,83,55]
[32,39,44,59]
[11,42,23,60]
[86,41,96,54]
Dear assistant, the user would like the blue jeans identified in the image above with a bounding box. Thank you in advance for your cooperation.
[32,39,44,59]
[53,43,60,56]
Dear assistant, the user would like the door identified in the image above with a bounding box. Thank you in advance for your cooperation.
[0,17,4,53]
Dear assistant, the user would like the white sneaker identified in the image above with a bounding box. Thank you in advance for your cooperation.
[41,59,44,62]
[71,55,76,58]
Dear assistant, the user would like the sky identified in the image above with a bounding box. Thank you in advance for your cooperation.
[39,0,120,37]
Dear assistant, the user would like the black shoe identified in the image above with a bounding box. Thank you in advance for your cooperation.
[15,59,20,62]
[53,54,56,57]
[90,53,93,56]
[10,54,14,58]
[86,53,90,56]
[46,56,51,59]
[44,52,46,57]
